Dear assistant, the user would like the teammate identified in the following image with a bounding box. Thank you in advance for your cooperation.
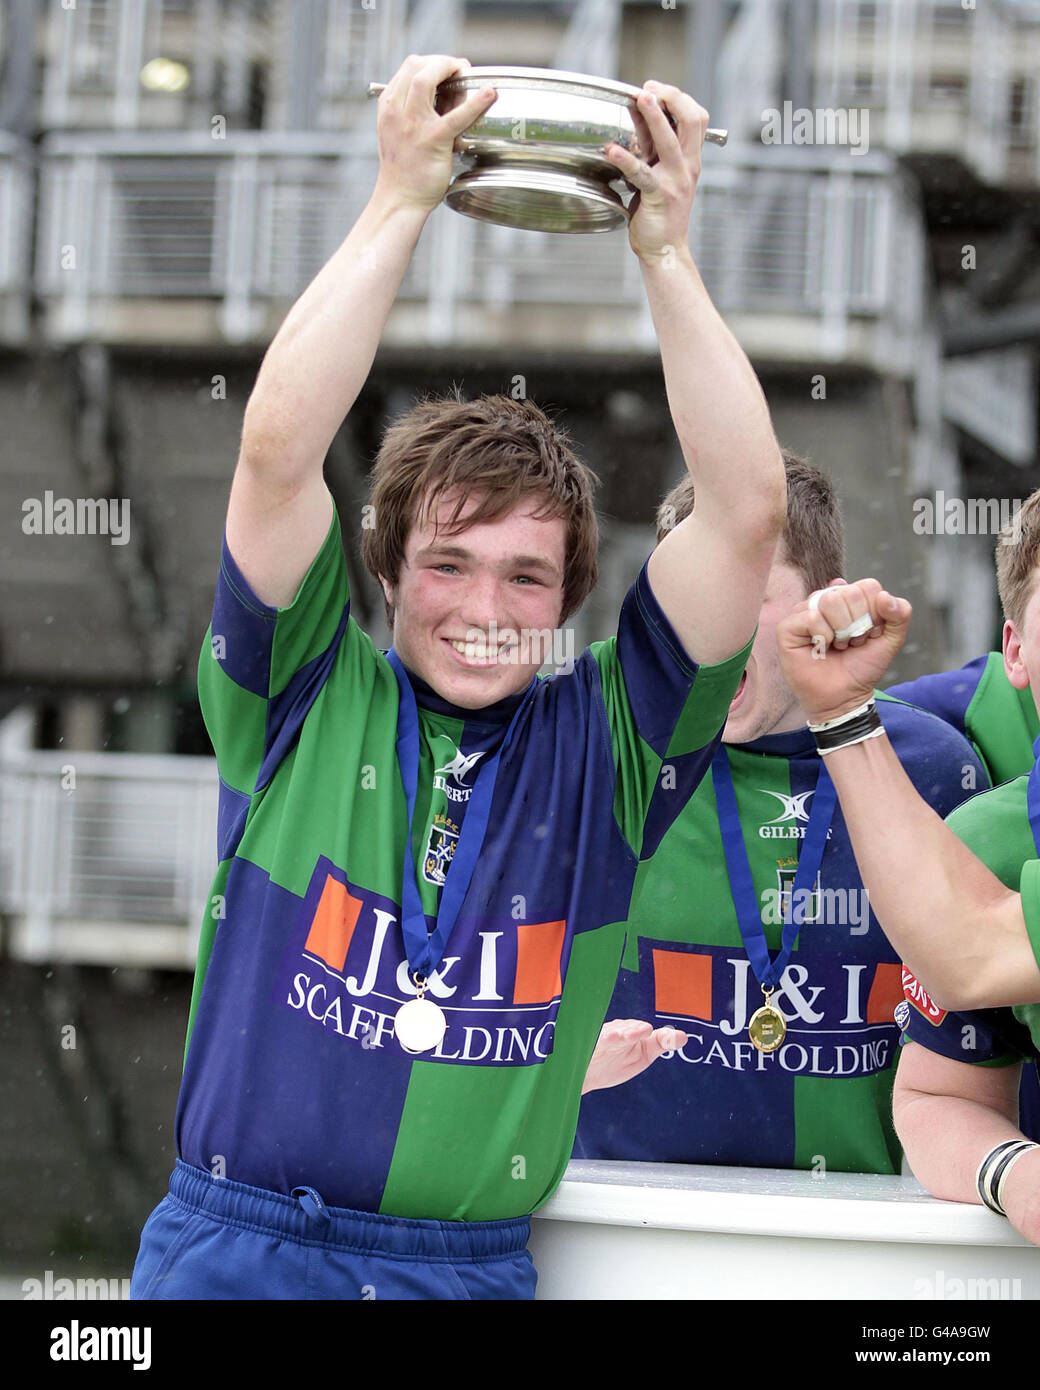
[129,54,785,1299]
[885,514,1040,1136]
[767,490,1040,1239]
[771,495,1040,1016]
[576,457,985,1173]
[894,803,1040,1245]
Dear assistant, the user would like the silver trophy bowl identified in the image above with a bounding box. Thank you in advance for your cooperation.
[368,66,727,234]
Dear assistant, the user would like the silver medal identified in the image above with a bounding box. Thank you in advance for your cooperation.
[394,997,448,1054]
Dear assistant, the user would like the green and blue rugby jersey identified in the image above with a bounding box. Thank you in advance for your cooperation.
[888,657,1040,1135]
[177,509,750,1220]
[575,699,985,1175]
[901,776,1040,1072]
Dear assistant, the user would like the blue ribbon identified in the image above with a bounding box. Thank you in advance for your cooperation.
[387,649,537,983]
[710,746,837,991]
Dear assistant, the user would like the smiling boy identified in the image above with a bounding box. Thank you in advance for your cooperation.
[129,53,784,1301]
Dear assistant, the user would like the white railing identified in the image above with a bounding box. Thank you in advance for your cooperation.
[41,0,276,132]
[1,749,218,969]
[813,0,1040,183]
[34,134,920,367]
[531,1161,1040,1300]
[311,0,419,130]
[26,0,1040,186]
[942,346,1039,468]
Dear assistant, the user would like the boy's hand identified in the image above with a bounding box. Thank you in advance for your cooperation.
[776,578,912,724]
[604,80,707,265]
[582,1018,688,1094]
[373,54,496,214]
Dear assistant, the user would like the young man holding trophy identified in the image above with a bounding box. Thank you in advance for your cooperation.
[129,53,784,1301]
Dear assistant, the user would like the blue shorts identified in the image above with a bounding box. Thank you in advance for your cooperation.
[130,1160,536,1300]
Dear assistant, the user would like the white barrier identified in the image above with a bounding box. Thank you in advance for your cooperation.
[530,1159,1039,1299]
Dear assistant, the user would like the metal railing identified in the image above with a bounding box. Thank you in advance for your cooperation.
[809,0,1040,183]
[701,0,1040,185]
[942,346,1038,468]
[40,0,276,132]
[1,747,217,968]
[29,0,1040,189]
[34,134,923,367]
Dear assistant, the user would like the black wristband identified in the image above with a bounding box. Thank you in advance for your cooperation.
[810,701,883,755]
[978,1139,1037,1216]
[976,1140,1023,1213]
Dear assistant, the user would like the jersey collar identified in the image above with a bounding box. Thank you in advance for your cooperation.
[730,725,818,759]
[399,665,534,728]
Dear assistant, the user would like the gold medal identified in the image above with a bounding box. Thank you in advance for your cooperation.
[748,987,786,1052]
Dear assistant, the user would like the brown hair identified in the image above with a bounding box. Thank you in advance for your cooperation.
[361,393,598,625]
[655,448,844,594]
[996,488,1040,628]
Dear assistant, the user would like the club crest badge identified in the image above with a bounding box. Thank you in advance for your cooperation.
[777,857,820,923]
[423,813,459,886]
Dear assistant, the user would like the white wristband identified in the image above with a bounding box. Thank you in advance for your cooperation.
[807,699,875,733]
[996,1143,1038,1213]
[975,1139,1039,1215]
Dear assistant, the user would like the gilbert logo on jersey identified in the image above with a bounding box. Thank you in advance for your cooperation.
[756,787,834,842]
[431,740,485,804]
[276,857,568,1067]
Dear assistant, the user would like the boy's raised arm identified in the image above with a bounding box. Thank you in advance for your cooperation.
[607,82,784,667]
[225,55,497,608]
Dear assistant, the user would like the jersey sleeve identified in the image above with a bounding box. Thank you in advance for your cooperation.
[877,693,990,810]
[900,776,1037,1068]
[900,965,1032,1067]
[885,657,986,740]
[591,558,751,858]
[198,509,351,857]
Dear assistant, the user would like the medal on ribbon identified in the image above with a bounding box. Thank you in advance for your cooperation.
[387,650,537,1054]
[747,988,787,1052]
[393,976,449,1054]
[711,747,836,1052]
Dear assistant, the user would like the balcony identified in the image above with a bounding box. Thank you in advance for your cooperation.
[1,731,216,970]
[35,133,926,371]
[26,0,1040,190]
[810,0,1040,185]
